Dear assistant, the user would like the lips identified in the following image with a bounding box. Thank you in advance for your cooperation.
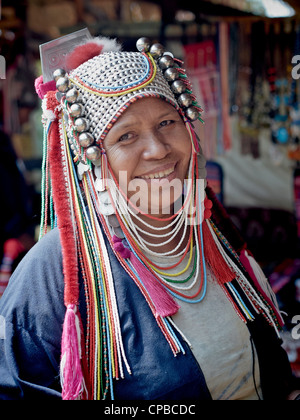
[137,164,176,180]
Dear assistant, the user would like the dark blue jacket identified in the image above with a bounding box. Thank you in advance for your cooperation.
[0,228,292,400]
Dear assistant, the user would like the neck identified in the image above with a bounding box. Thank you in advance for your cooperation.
[131,210,191,255]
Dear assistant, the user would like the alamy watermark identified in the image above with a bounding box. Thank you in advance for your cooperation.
[292,55,300,80]
[292,315,300,340]
[0,55,5,79]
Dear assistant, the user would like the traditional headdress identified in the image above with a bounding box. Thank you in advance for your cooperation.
[35,30,284,400]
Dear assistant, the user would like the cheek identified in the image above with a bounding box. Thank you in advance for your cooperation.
[176,132,192,169]
[106,147,133,179]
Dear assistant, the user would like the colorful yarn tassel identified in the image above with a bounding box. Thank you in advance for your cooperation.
[202,220,236,285]
[112,236,180,318]
[60,304,85,400]
[47,118,86,399]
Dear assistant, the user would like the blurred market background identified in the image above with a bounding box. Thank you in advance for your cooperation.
[1,0,300,377]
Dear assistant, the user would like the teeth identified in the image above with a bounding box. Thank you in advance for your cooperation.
[141,166,174,179]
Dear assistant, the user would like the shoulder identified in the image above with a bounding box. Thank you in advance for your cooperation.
[0,228,65,338]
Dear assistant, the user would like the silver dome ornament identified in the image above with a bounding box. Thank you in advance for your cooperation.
[164,67,179,82]
[164,51,174,58]
[56,76,70,93]
[53,68,66,82]
[78,132,94,148]
[69,103,84,118]
[149,43,165,59]
[171,80,186,95]
[86,145,101,161]
[185,106,199,122]
[74,117,89,133]
[66,87,79,104]
[136,37,151,53]
[178,93,193,108]
[158,55,174,70]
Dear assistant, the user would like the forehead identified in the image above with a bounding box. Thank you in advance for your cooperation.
[112,97,179,124]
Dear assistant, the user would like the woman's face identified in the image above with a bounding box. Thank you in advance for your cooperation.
[103,97,192,216]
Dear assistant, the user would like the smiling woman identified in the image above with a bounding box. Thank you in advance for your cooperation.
[0,32,297,401]
[104,97,191,218]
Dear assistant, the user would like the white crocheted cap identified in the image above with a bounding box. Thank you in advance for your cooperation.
[67,50,179,146]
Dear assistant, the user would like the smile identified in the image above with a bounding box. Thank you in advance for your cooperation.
[139,165,175,180]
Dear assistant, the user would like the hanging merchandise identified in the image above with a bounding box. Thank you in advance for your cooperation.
[185,24,233,155]
[288,25,300,161]
[269,23,291,146]
[219,22,232,152]
[237,21,270,159]
[183,34,227,159]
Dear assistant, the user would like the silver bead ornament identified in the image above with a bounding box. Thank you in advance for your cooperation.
[86,145,101,161]
[158,55,174,70]
[56,76,70,93]
[164,67,179,82]
[66,87,79,104]
[74,117,89,133]
[149,43,165,59]
[53,68,66,82]
[78,132,94,148]
[171,80,186,95]
[178,93,193,108]
[164,51,174,58]
[70,102,84,118]
[136,37,151,53]
[185,106,199,121]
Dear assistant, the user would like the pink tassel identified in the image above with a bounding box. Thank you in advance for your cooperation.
[34,75,56,99]
[61,304,85,400]
[112,236,180,318]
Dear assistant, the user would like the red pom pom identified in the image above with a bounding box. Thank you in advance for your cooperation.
[66,42,104,70]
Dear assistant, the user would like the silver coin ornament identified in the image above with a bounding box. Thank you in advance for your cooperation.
[98,190,115,216]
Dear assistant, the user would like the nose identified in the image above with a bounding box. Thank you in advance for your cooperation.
[142,130,171,160]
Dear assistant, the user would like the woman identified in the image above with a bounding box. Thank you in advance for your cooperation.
[0,34,296,400]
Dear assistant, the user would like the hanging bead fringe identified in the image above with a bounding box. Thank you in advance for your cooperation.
[112,236,180,318]
[202,220,236,285]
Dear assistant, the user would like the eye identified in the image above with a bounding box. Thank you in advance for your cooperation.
[159,119,174,128]
[118,132,135,142]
